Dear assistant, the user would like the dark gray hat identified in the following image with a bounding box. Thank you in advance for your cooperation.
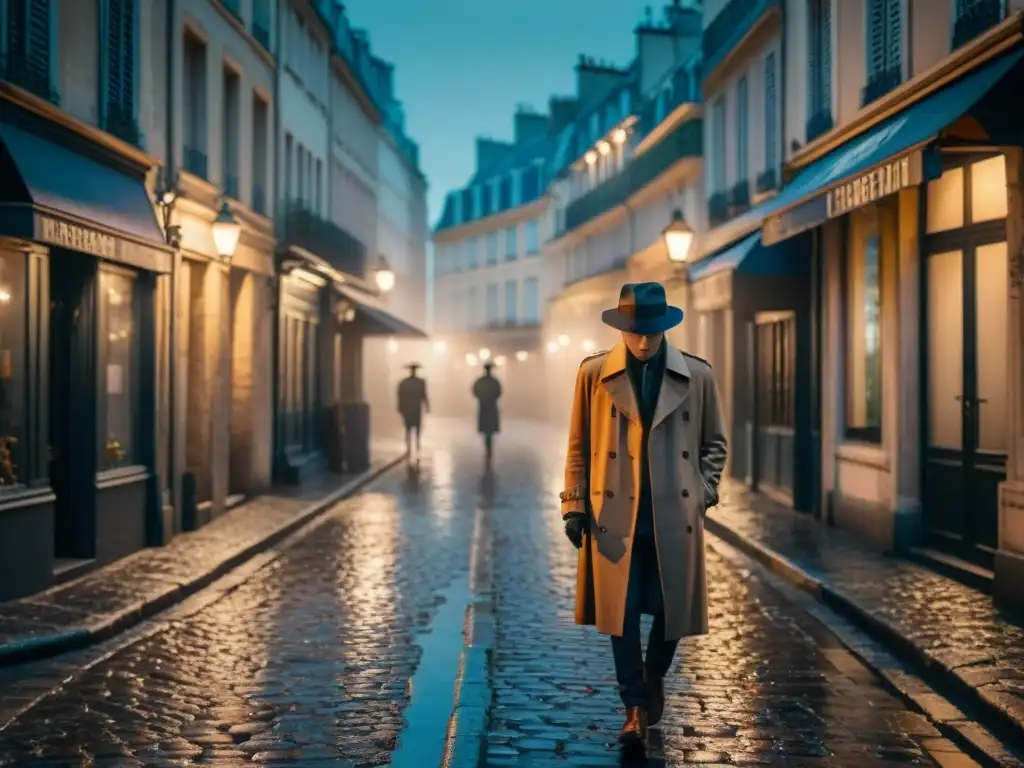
[601,282,683,333]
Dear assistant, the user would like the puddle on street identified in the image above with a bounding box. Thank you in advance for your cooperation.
[391,572,471,768]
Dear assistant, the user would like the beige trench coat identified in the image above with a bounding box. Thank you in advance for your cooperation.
[560,342,728,642]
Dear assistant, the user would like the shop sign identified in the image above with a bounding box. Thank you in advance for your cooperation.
[35,214,171,273]
[825,152,919,218]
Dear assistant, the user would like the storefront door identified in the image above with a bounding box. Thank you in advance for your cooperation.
[924,238,1007,565]
[754,311,796,505]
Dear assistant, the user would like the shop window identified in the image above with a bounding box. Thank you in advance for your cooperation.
[0,253,27,490]
[757,317,795,430]
[843,205,887,443]
[925,166,964,234]
[970,155,1007,223]
[100,268,138,469]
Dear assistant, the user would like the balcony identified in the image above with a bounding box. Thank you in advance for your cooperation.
[806,108,833,143]
[223,172,239,200]
[708,192,729,227]
[103,102,141,146]
[728,180,750,215]
[756,168,777,193]
[563,118,702,234]
[281,202,367,278]
[861,66,902,107]
[953,0,1002,49]
[183,145,208,179]
[1,54,59,104]
[702,0,780,81]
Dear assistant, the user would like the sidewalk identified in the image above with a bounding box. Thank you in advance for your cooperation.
[706,480,1024,749]
[0,445,406,666]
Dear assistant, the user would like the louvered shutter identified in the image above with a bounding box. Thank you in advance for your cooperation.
[806,0,818,117]
[106,0,135,115]
[26,0,50,84]
[885,0,901,74]
[765,52,776,171]
[6,0,51,88]
[820,0,832,109]
[868,0,886,75]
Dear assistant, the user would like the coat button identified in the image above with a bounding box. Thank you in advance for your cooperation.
[605,490,614,498]
[683,411,690,421]
[599,525,608,533]
[608,451,617,459]
[686,525,693,533]
[629,495,635,501]
[681,489,689,498]
[682,450,689,459]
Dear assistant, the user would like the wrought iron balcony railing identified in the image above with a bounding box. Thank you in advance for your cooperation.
[183,145,208,179]
[728,180,751,214]
[563,119,702,234]
[252,183,266,215]
[861,66,902,107]
[104,102,141,146]
[756,168,778,193]
[281,201,367,279]
[223,172,240,200]
[953,0,1002,49]
[702,0,779,79]
[708,192,729,228]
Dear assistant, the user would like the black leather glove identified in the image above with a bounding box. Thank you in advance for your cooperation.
[703,480,719,510]
[564,513,587,549]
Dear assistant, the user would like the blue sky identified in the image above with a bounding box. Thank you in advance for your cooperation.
[343,0,658,227]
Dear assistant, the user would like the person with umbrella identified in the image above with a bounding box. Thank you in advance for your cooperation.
[397,363,429,458]
[472,361,502,465]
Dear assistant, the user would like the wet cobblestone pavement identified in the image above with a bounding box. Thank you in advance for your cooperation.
[484,429,996,766]
[0,437,473,766]
[708,483,1024,742]
[0,422,1015,766]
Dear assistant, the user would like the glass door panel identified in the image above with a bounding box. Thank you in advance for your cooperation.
[974,242,1008,453]
[927,250,964,450]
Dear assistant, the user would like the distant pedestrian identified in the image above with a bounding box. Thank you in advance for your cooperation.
[559,282,728,750]
[397,363,429,458]
[472,362,502,465]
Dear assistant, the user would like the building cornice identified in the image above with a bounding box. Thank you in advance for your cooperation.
[702,5,781,95]
[632,103,702,157]
[331,52,383,125]
[787,12,1024,174]
[432,198,548,243]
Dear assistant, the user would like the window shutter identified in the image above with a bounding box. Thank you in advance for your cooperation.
[737,76,748,181]
[885,0,901,73]
[106,0,135,115]
[868,0,886,75]
[765,53,776,170]
[820,0,832,109]
[26,0,50,82]
[806,0,818,116]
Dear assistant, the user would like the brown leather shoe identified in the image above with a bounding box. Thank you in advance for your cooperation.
[617,706,648,745]
[646,670,665,725]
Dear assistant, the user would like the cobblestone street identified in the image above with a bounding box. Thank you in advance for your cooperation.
[0,421,1015,766]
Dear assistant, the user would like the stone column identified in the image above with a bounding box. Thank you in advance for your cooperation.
[996,146,1024,607]
[229,270,256,494]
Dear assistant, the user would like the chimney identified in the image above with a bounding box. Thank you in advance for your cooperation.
[513,106,548,146]
[548,96,579,133]
[575,54,631,109]
[634,1,702,95]
[475,138,515,175]
[327,0,342,30]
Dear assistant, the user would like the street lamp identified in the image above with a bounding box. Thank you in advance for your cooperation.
[212,202,242,260]
[557,334,570,347]
[582,339,596,353]
[478,347,491,361]
[547,341,559,354]
[494,355,507,366]
[387,338,399,353]
[434,340,446,354]
[515,350,528,362]
[662,208,695,264]
[375,256,395,293]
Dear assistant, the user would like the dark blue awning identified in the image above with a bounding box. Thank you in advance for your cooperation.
[335,283,427,338]
[761,48,1023,244]
[0,120,172,272]
[688,231,805,283]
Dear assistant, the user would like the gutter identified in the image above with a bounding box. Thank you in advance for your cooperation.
[165,0,181,534]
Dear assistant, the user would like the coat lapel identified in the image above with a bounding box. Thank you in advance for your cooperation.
[652,345,691,430]
[599,343,640,425]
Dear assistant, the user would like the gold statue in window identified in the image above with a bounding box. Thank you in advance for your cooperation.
[0,436,18,486]
[106,435,126,465]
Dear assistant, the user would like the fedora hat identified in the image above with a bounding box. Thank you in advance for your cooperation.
[601,282,683,334]
[403,362,422,370]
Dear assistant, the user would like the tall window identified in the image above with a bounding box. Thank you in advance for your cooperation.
[505,226,517,260]
[104,0,137,143]
[252,0,271,49]
[485,232,498,266]
[764,52,777,174]
[866,0,902,88]
[467,237,479,269]
[4,0,55,102]
[296,143,305,207]
[252,93,268,214]
[504,280,517,325]
[222,67,240,199]
[315,158,323,215]
[808,0,832,122]
[844,204,885,442]
[0,252,27,490]
[525,219,539,256]
[100,269,139,469]
[523,276,540,324]
[710,96,726,193]
[467,285,479,329]
[736,75,749,183]
[183,31,208,178]
[485,283,499,325]
[284,132,294,203]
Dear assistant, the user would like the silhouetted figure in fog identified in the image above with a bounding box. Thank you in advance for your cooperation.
[397,363,429,459]
[472,362,502,465]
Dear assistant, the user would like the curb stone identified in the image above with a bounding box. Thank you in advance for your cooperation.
[0,453,407,668]
[705,516,1024,765]
[442,503,494,768]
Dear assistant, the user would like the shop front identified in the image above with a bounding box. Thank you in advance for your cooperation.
[0,103,172,600]
[685,231,814,508]
[273,249,423,483]
[761,28,1024,604]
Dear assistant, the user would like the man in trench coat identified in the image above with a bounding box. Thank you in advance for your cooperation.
[472,362,502,465]
[560,281,728,747]
[396,363,429,458]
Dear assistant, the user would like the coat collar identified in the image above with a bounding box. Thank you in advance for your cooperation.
[599,342,692,427]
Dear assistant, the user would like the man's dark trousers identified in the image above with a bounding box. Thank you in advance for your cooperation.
[611,345,679,709]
